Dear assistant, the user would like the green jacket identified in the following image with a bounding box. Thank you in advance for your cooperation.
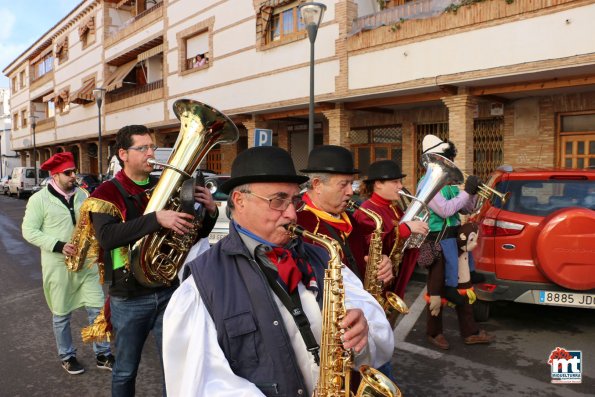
[22,186,104,315]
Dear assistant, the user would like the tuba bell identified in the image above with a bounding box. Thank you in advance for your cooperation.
[129,99,239,287]
[399,152,464,250]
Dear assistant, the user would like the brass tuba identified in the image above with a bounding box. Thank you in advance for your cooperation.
[399,152,464,250]
[285,224,401,397]
[130,99,239,287]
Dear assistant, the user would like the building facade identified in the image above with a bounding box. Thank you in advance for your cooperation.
[3,0,595,191]
[0,88,20,178]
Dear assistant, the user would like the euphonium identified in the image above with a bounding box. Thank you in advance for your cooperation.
[130,99,239,287]
[285,224,401,397]
[347,201,409,320]
[400,152,464,250]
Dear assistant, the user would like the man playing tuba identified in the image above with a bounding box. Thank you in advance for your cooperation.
[88,125,217,396]
[162,146,393,396]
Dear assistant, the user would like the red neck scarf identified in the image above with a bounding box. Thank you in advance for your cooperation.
[264,247,317,294]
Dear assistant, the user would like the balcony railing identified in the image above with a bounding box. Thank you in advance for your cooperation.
[106,79,163,104]
[351,0,454,35]
[116,1,164,35]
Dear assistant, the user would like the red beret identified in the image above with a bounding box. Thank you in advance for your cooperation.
[41,152,76,175]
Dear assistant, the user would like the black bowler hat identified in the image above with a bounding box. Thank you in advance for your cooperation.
[363,160,406,182]
[219,146,309,194]
[300,145,359,174]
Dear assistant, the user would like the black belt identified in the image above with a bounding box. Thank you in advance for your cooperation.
[426,225,458,242]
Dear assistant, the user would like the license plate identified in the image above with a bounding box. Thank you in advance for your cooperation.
[208,232,227,243]
[538,291,595,308]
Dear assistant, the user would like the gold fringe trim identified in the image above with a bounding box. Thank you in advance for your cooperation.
[81,308,112,343]
[66,198,124,275]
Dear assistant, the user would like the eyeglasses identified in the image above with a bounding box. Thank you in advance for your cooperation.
[127,144,158,153]
[62,169,77,176]
[243,191,304,211]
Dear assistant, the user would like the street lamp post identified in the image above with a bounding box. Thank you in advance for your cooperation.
[93,88,106,181]
[30,115,38,186]
[299,2,326,154]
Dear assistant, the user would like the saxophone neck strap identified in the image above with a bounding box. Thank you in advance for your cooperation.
[256,259,321,366]
[323,222,362,280]
[110,178,145,220]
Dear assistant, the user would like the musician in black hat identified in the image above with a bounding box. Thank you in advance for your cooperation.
[297,145,394,285]
[354,160,429,299]
[162,146,393,396]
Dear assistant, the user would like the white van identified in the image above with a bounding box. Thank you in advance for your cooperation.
[9,167,49,199]
[106,147,173,179]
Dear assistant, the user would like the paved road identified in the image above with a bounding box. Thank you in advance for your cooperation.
[0,194,593,396]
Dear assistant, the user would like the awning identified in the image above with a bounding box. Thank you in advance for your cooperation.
[70,79,96,105]
[31,46,53,64]
[55,89,70,104]
[137,44,163,61]
[78,16,95,38]
[104,60,137,92]
[116,0,134,9]
[55,37,68,56]
[42,91,55,103]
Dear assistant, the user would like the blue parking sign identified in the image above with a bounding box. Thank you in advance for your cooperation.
[254,128,273,146]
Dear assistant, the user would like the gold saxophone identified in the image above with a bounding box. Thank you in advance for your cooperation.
[285,224,400,397]
[347,201,409,320]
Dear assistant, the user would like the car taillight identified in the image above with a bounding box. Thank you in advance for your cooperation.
[480,217,524,237]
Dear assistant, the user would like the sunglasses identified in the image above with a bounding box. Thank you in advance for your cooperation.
[62,169,77,176]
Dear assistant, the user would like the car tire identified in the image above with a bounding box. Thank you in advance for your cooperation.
[473,300,491,322]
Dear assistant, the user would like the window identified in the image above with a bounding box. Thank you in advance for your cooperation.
[21,110,27,128]
[11,77,17,93]
[185,32,209,70]
[351,125,403,178]
[559,113,595,169]
[177,18,214,75]
[268,3,305,43]
[12,113,18,129]
[32,53,54,81]
[19,70,26,89]
[256,0,307,49]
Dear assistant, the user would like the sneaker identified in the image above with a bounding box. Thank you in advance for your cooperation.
[96,354,115,371]
[62,356,85,375]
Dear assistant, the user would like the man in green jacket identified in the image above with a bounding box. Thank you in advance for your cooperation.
[22,152,114,375]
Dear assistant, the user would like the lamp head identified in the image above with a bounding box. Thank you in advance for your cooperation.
[299,2,326,28]
[93,87,106,107]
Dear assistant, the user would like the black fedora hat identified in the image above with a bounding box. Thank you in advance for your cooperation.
[363,160,406,182]
[300,145,359,174]
[219,146,309,194]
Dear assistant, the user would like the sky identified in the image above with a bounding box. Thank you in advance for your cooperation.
[0,0,81,88]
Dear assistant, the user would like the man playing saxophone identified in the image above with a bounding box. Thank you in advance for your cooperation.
[354,160,429,299]
[89,125,218,396]
[162,146,393,396]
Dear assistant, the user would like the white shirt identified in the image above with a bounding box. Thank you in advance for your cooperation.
[163,264,394,397]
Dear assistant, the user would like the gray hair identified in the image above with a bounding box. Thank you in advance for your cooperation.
[303,173,331,190]
[226,183,251,215]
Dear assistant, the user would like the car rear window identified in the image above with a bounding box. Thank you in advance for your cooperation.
[492,179,595,216]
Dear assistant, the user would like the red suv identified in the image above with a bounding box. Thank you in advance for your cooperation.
[471,167,595,320]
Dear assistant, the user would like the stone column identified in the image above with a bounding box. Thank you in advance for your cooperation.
[241,117,268,149]
[441,95,477,174]
[322,104,352,147]
[79,143,90,174]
